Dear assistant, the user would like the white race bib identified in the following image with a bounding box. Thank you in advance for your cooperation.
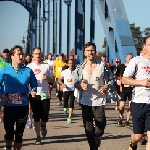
[8,94,23,104]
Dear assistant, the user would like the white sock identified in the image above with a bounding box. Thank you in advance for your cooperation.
[28,109,32,123]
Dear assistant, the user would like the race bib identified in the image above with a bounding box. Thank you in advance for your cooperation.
[40,92,49,100]
[8,94,23,104]
[58,67,62,72]
[124,84,130,87]
[67,78,73,85]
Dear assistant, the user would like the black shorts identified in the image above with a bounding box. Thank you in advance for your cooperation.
[29,95,50,122]
[120,87,132,101]
[4,106,28,143]
[131,102,150,134]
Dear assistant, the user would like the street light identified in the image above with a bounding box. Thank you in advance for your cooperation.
[64,0,72,5]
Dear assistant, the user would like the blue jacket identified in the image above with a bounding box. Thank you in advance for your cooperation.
[0,65,38,106]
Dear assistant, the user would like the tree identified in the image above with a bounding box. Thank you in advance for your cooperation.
[143,27,150,37]
[130,23,143,55]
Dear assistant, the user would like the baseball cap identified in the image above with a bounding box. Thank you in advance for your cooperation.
[59,53,64,57]
[3,49,9,53]
[115,58,120,62]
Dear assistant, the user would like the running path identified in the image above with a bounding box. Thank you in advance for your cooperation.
[0,91,145,150]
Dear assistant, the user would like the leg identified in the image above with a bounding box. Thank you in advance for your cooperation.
[146,131,150,150]
[63,91,70,114]
[125,100,131,127]
[118,100,125,125]
[3,106,15,149]
[41,99,50,137]
[14,106,28,150]
[81,105,97,150]
[67,92,75,123]
[128,103,147,150]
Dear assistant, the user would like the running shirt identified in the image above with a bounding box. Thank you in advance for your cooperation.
[47,59,54,67]
[0,65,37,106]
[80,63,106,106]
[60,68,74,92]
[27,62,53,95]
[123,56,150,103]
[54,60,66,78]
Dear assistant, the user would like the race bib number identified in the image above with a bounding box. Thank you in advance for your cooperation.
[8,94,23,104]
[67,78,73,84]
[124,84,130,87]
[58,67,62,72]
[40,92,50,100]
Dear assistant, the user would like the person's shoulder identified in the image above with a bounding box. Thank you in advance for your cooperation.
[0,65,11,72]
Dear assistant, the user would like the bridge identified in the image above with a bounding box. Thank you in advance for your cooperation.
[0,0,137,63]
[0,91,145,150]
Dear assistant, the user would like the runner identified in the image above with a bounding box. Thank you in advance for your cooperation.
[0,45,37,150]
[122,36,150,150]
[73,42,120,150]
[27,47,54,145]
[116,53,133,127]
[53,53,66,106]
[58,59,75,124]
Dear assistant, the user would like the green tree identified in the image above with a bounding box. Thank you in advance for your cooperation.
[143,27,150,37]
[130,23,143,55]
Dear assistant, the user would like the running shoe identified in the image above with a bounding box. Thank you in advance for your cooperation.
[127,144,137,150]
[35,136,41,145]
[124,121,130,128]
[140,136,147,145]
[58,101,62,106]
[63,108,67,114]
[118,115,124,126]
[27,121,32,129]
[67,118,72,124]
[41,126,47,137]
[4,146,12,150]
[95,136,101,147]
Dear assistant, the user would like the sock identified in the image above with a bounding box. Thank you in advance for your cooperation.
[28,109,32,122]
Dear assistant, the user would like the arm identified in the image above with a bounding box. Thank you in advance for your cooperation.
[45,66,55,83]
[58,76,65,87]
[29,69,38,92]
[73,67,82,90]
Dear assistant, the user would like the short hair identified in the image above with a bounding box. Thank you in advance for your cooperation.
[47,53,52,57]
[9,45,23,58]
[67,59,74,64]
[32,47,41,53]
[142,36,150,45]
[84,42,96,51]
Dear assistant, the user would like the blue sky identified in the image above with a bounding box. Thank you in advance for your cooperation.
[0,0,150,54]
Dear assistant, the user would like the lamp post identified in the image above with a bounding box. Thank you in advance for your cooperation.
[64,0,72,57]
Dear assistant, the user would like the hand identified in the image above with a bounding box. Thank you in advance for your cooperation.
[2,93,10,101]
[42,74,47,80]
[31,89,36,98]
[62,84,67,88]
[80,80,88,90]
[141,78,150,87]
[117,80,121,85]
[98,85,108,95]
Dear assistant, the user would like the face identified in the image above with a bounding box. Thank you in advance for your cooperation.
[115,61,120,66]
[11,48,23,64]
[126,54,133,63]
[25,55,31,63]
[101,56,106,62]
[32,49,41,61]
[68,60,74,69]
[144,37,150,56]
[59,55,63,61]
[48,54,52,60]
[2,52,9,59]
[84,45,96,61]
[69,55,74,60]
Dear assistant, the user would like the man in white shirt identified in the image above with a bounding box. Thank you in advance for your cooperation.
[122,36,150,150]
[27,47,54,145]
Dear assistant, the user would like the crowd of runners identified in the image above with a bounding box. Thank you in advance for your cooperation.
[0,37,150,150]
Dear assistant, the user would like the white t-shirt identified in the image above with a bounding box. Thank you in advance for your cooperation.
[123,56,150,103]
[80,63,106,106]
[47,59,54,66]
[27,62,53,94]
[60,68,74,92]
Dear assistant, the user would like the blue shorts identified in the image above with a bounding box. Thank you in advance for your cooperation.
[131,102,150,134]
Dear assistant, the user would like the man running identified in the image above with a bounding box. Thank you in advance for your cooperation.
[27,47,54,145]
[122,36,150,150]
[116,53,133,127]
[58,59,75,124]
[0,45,37,150]
[73,42,120,150]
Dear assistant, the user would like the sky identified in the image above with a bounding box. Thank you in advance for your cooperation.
[0,0,150,54]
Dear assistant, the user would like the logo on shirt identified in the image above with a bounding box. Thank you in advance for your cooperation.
[67,78,72,82]
[142,66,150,72]
[34,69,41,75]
